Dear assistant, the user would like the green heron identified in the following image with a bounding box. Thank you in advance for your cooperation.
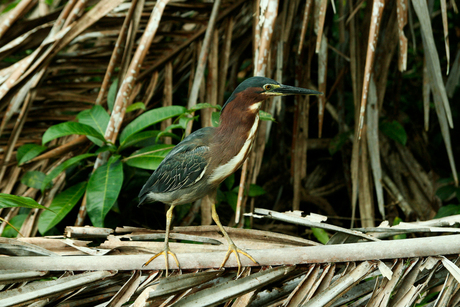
[139,76,322,276]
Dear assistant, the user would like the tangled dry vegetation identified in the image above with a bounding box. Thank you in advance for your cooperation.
[0,0,460,306]
[2,212,460,306]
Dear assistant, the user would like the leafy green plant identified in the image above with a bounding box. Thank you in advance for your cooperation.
[0,193,52,238]
[311,227,329,244]
[15,104,192,233]
[15,103,273,234]
[434,175,460,219]
[217,173,267,212]
[379,120,407,146]
[0,193,49,210]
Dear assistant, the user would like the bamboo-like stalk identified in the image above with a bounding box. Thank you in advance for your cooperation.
[396,0,408,72]
[314,0,328,54]
[186,0,221,135]
[298,0,313,55]
[357,0,385,139]
[75,0,170,225]
[3,234,460,271]
[0,0,36,40]
[161,61,173,145]
[95,0,138,105]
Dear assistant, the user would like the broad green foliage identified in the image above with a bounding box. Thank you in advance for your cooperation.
[41,154,97,192]
[42,122,106,145]
[259,110,275,122]
[312,227,329,244]
[211,112,220,127]
[248,184,267,197]
[119,105,187,145]
[119,130,163,151]
[379,120,407,146]
[38,182,87,235]
[126,102,146,113]
[435,204,460,218]
[434,176,460,218]
[77,105,110,146]
[221,174,267,212]
[0,193,49,210]
[2,214,28,238]
[189,103,221,112]
[25,102,277,230]
[125,144,174,170]
[17,144,47,165]
[21,171,46,190]
[86,156,123,227]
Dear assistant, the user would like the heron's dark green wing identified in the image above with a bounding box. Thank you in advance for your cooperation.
[148,145,209,193]
[139,128,213,199]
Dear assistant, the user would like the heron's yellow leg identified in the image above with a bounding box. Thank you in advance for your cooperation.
[143,205,180,276]
[211,204,258,275]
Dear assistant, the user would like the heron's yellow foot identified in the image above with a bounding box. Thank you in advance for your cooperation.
[220,242,258,276]
[143,247,180,277]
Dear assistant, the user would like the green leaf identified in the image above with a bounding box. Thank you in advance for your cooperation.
[86,156,123,227]
[0,193,48,210]
[392,217,407,240]
[1,0,20,14]
[224,174,235,190]
[119,130,161,151]
[17,144,47,165]
[188,103,221,112]
[311,227,329,244]
[2,214,28,238]
[380,120,407,146]
[42,122,106,145]
[38,182,87,235]
[96,144,117,154]
[211,112,220,127]
[21,171,46,190]
[120,106,187,145]
[248,184,266,197]
[434,204,460,219]
[41,154,96,191]
[155,124,185,142]
[77,105,110,135]
[107,78,119,112]
[77,105,110,146]
[124,144,173,170]
[225,191,237,211]
[329,131,351,155]
[126,102,146,113]
[259,110,275,122]
[179,115,197,129]
[436,184,457,201]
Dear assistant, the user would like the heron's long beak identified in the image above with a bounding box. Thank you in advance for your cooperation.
[274,84,323,96]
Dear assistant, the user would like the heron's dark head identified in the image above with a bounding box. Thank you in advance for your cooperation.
[221,76,322,114]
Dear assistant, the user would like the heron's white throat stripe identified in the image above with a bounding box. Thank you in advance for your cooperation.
[248,101,262,111]
[208,113,260,184]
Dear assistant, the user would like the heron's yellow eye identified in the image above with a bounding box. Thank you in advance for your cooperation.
[264,84,272,91]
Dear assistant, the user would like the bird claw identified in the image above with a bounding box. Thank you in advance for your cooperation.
[219,243,258,277]
[143,248,180,277]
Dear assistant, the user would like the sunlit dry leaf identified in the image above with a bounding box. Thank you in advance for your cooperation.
[314,0,328,53]
[367,79,384,218]
[358,0,384,139]
[318,33,327,138]
[173,266,295,307]
[396,0,408,71]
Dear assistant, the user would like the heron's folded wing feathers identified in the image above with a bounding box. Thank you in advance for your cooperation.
[139,144,209,197]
